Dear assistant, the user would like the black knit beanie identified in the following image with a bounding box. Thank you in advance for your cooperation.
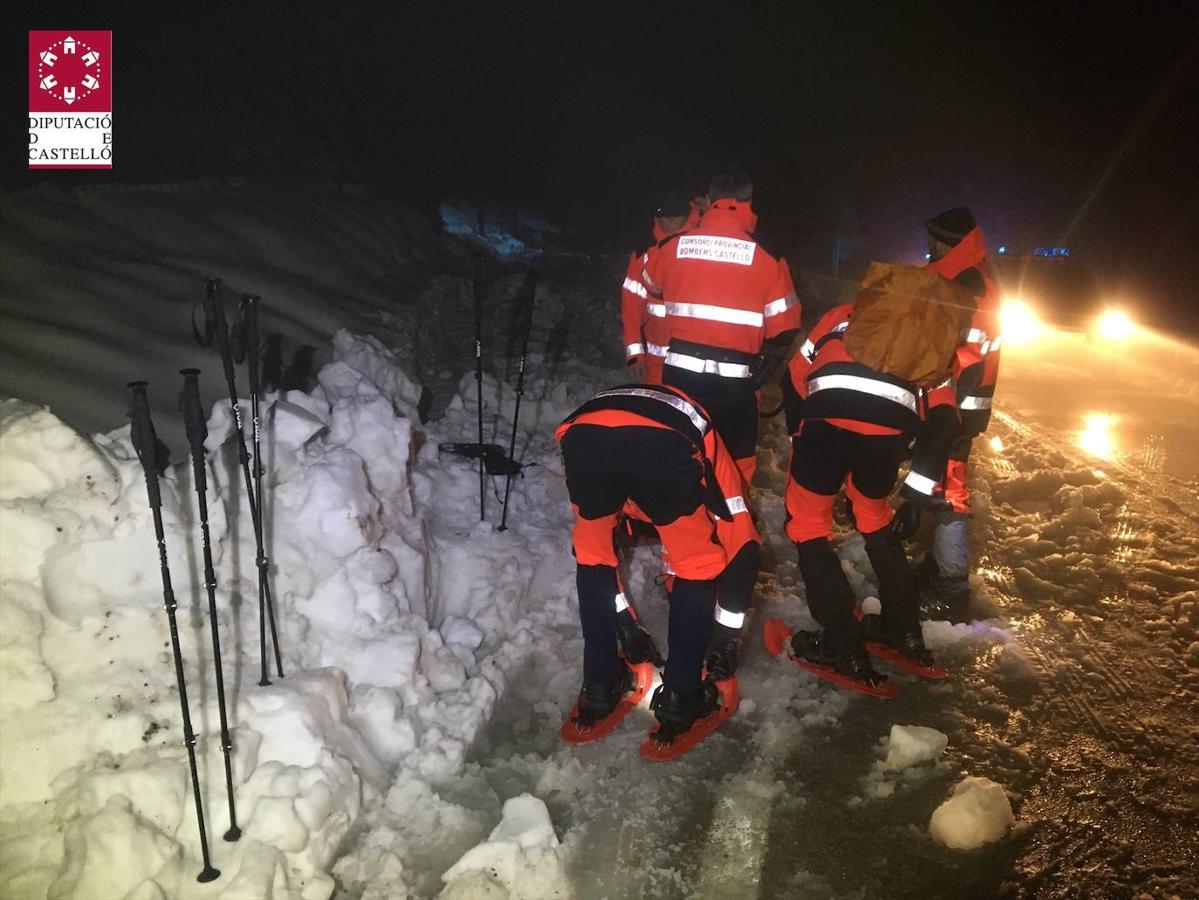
[925,207,977,245]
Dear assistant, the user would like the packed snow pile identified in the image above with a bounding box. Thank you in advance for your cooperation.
[928,776,1015,849]
[439,794,570,899]
[0,330,590,899]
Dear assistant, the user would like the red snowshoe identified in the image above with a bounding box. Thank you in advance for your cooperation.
[762,618,899,699]
[854,609,949,680]
[639,677,739,762]
[560,661,655,745]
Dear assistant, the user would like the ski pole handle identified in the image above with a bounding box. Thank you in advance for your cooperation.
[240,294,261,389]
[127,381,162,510]
[179,369,209,492]
[206,280,239,394]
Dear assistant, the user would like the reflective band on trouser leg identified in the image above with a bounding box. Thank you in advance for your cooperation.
[657,505,727,580]
[613,591,630,613]
[571,510,620,567]
[784,480,837,543]
[845,474,893,534]
[714,604,745,628]
[625,342,645,359]
[960,396,992,410]
[943,459,970,513]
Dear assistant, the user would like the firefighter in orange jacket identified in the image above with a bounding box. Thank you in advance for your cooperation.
[778,302,954,687]
[644,173,802,485]
[905,207,1002,619]
[621,196,704,383]
[556,384,757,747]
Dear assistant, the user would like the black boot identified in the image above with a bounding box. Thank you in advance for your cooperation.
[649,681,721,743]
[572,666,632,728]
[861,613,937,670]
[862,527,922,638]
[790,630,888,688]
[704,622,741,682]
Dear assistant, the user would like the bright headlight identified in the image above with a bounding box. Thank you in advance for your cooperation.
[999,297,1042,344]
[1093,309,1135,341]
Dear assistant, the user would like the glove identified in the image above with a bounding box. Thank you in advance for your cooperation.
[616,612,665,667]
[890,500,924,541]
[891,496,952,541]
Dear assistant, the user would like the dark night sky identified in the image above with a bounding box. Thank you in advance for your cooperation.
[4,1,1198,324]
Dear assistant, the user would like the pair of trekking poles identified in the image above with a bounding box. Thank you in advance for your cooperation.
[126,281,282,882]
[449,257,539,529]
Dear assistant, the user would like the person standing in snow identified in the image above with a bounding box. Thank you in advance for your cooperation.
[774,267,963,690]
[897,208,1002,620]
[642,173,802,484]
[620,194,704,383]
[555,383,755,751]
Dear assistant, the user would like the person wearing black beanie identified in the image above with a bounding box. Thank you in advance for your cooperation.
[897,208,1001,622]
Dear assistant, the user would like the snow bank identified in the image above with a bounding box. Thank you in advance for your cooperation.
[439,794,569,899]
[928,776,1015,849]
[0,330,585,899]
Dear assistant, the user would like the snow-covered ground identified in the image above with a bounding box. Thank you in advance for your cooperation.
[2,182,1196,899]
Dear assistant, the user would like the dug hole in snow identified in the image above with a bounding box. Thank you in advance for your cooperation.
[928,776,1016,850]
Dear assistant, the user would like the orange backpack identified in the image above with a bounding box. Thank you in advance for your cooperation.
[842,262,975,389]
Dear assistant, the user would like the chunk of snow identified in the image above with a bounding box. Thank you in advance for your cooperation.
[928,776,1015,849]
[439,794,567,899]
[883,725,948,771]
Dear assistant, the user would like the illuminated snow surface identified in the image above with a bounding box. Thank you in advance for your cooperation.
[1,182,1197,899]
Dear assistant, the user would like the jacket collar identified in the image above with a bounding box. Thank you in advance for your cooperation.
[701,199,758,236]
[928,226,987,278]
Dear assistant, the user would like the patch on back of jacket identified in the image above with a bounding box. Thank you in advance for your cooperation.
[676,235,756,266]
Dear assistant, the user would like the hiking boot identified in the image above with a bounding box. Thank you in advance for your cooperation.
[790,630,887,689]
[704,622,741,682]
[863,615,938,670]
[918,574,972,623]
[572,666,632,728]
[649,681,721,744]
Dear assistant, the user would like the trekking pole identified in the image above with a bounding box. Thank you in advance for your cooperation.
[198,279,278,686]
[473,256,487,522]
[238,294,284,680]
[127,381,221,884]
[179,369,241,843]
[498,271,539,532]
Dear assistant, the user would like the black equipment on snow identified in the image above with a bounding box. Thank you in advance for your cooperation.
[197,279,283,685]
[473,256,488,521]
[127,381,222,883]
[238,294,284,681]
[179,369,241,843]
[498,271,540,531]
[437,442,524,476]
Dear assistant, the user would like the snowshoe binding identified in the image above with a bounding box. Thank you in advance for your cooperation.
[762,618,898,699]
[860,614,949,680]
[560,661,655,745]
[639,678,738,762]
